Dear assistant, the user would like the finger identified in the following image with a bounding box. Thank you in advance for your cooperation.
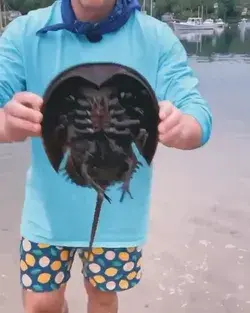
[158,110,181,134]
[13,92,43,111]
[158,101,174,120]
[7,100,43,123]
[8,115,41,135]
[159,124,183,146]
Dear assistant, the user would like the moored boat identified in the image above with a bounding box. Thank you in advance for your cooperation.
[173,17,227,32]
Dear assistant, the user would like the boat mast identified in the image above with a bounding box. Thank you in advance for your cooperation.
[3,0,6,28]
[0,0,3,32]
[142,0,145,11]
[150,0,153,16]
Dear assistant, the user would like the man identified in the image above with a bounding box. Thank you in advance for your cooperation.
[0,0,212,312]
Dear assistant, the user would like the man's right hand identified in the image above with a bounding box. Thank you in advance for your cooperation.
[2,92,43,142]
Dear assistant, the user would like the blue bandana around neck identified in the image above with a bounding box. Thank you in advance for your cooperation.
[37,0,141,42]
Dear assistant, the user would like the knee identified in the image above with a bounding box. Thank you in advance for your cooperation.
[85,279,117,307]
[22,289,66,313]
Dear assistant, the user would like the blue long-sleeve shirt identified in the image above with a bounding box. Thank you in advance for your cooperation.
[0,1,212,247]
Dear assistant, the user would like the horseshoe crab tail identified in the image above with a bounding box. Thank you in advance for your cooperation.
[85,188,111,263]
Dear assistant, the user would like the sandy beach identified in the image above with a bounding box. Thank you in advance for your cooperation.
[0,59,249,313]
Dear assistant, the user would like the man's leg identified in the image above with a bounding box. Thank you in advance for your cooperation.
[20,237,76,313]
[79,247,143,313]
[23,287,68,313]
[84,279,118,313]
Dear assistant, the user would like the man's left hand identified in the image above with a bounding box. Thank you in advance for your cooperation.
[158,101,202,150]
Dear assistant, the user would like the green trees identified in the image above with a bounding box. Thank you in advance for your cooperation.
[5,0,54,14]
[4,0,250,18]
[219,0,236,17]
[141,0,250,19]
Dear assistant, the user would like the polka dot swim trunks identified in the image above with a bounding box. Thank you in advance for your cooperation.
[20,237,143,292]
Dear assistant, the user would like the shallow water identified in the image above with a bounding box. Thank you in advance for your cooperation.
[0,25,250,313]
[178,24,250,63]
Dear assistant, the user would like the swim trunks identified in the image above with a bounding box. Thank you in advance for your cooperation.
[20,237,143,292]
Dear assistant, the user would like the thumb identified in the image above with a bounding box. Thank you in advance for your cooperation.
[159,101,173,120]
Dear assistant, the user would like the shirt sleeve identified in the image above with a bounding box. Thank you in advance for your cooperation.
[0,16,27,108]
[155,25,212,146]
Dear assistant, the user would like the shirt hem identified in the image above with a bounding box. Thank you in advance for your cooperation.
[20,231,147,249]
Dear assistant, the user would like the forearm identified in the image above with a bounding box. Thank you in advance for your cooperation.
[156,29,212,150]
[176,114,204,150]
[179,98,212,149]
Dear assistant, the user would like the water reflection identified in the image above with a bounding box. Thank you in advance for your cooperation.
[174,25,250,63]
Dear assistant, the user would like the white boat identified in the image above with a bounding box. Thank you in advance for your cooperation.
[173,17,227,32]
[203,18,227,28]
[203,18,214,25]
[238,18,250,29]
[173,18,215,31]
[215,18,227,28]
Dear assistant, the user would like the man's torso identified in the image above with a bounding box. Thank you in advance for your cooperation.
[12,1,166,247]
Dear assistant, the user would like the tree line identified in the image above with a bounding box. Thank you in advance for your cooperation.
[4,0,250,19]
[5,0,53,14]
[145,0,250,20]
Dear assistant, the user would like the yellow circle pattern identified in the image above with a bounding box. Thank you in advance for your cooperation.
[20,238,143,293]
[83,252,94,262]
[25,254,36,267]
[119,252,129,261]
[127,271,137,280]
[84,248,143,292]
[105,267,118,277]
[119,280,129,290]
[93,275,106,284]
[51,261,62,271]
[92,248,104,255]
[38,243,50,249]
[60,251,69,261]
[38,273,51,284]
[20,260,28,272]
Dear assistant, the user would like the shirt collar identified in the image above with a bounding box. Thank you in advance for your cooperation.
[37,0,141,42]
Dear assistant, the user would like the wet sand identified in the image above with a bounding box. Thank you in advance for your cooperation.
[0,60,250,313]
